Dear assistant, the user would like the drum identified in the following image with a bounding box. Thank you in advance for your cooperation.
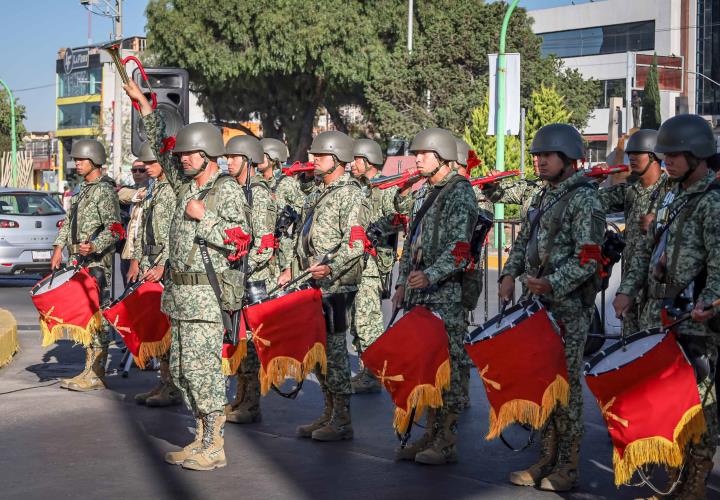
[243,286,326,396]
[30,266,102,347]
[464,300,569,439]
[584,328,706,486]
[102,281,170,369]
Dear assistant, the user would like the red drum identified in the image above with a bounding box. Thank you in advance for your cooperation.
[584,329,706,485]
[243,286,326,395]
[102,281,170,369]
[464,300,569,439]
[30,266,102,347]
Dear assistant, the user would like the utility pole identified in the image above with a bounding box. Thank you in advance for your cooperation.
[407,0,413,54]
[0,78,17,187]
[112,0,122,180]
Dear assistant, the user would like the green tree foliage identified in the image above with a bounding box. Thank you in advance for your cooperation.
[641,54,662,130]
[0,89,27,153]
[463,98,521,175]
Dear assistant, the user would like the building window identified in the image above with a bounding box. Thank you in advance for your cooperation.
[587,141,608,163]
[540,21,655,58]
[596,79,627,108]
[697,0,720,115]
[58,66,102,98]
[58,102,101,130]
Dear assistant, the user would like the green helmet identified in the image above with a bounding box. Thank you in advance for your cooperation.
[136,142,157,163]
[530,123,585,160]
[260,138,289,163]
[309,131,353,163]
[70,139,106,166]
[625,129,663,161]
[353,138,384,167]
[173,122,225,157]
[225,135,264,164]
[409,128,458,162]
[455,138,471,167]
[655,114,716,159]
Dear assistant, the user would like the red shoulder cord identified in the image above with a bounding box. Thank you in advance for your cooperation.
[579,244,609,278]
[160,136,176,154]
[257,233,278,255]
[109,222,126,240]
[349,226,377,257]
[223,227,251,262]
[451,241,471,268]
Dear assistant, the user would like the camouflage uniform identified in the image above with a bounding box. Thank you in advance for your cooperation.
[618,171,720,472]
[276,174,316,272]
[143,112,250,416]
[600,174,670,333]
[502,171,605,484]
[483,178,542,219]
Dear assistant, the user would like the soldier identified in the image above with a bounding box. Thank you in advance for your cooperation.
[50,139,121,392]
[224,134,277,425]
[128,142,181,408]
[499,124,605,491]
[613,114,720,499]
[599,129,669,335]
[125,81,250,471]
[278,131,368,442]
[259,138,287,191]
[348,138,412,394]
[483,156,542,219]
[391,128,478,465]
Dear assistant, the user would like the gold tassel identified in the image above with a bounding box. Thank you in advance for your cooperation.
[0,309,19,368]
[485,374,569,440]
[134,329,172,369]
[258,342,326,396]
[392,359,451,432]
[611,404,707,486]
[221,340,248,376]
[40,311,103,348]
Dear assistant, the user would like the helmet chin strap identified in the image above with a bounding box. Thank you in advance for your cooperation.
[421,153,444,178]
[230,157,249,180]
[316,156,341,178]
[628,156,654,182]
[671,153,699,184]
[544,162,571,183]
[185,152,210,178]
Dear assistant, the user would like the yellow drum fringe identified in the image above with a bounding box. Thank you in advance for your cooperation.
[134,329,172,369]
[0,309,19,368]
[486,374,570,440]
[392,359,451,433]
[258,342,327,395]
[612,404,706,486]
[39,311,103,347]
[222,339,248,376]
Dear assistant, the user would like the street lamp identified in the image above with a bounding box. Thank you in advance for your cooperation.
[0,78,17,187]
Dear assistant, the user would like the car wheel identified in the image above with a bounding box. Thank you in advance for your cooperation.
[584,306,604,356]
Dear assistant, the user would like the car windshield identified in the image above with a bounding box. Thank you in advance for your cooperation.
[0,193,65,216]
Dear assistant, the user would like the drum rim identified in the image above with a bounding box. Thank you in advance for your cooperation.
[245,282,315,308]
[464,299,541,345]
[106,279,153,309]
[584,328,668,377]
[30,265,82,295]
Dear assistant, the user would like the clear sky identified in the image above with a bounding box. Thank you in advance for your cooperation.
[1,0,596,132]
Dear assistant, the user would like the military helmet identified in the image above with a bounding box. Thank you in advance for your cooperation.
[260,138,289,163]
[308,131,354,163]
[353,138,384,167]
[455,138,471,167]
[70,139,106,166]
[136,142,157,163]
[625,129,663,160]
[409,128,458,162]
[173,122,225,157]
[225,135,264,164]
[530,123,585,160]
[655,114,716,159]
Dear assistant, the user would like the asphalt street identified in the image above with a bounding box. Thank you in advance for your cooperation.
[1,271,719,500]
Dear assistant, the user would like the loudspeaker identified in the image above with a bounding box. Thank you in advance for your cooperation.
[675,96,689,116]
[131,67,189,156]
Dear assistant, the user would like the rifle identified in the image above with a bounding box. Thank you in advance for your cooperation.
[281,161,314,176]
[468,170,521,188]
[582,164,629,177]
[374,169,423,190]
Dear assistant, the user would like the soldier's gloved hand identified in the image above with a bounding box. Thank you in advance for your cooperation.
[613,293,632,319]
[78,242,96,256]
[499,275,515,301]
[407,271,430,289]
[691,300,716,323]
[185,199,206,220]
[50,246,63,270]
[391,285,405,310]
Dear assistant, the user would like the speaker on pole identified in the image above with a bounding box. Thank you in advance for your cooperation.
[131,67,189,156]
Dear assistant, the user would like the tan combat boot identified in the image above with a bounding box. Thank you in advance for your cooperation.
[66,347,107,392]
[539,440,580,492]
[674,451,713,500]
[509,422,557,486]
[414,411,458,465]
[134,382,162,404]
[634,467,682,500]
[182,412,227,471]
[351,368,381,394]
[395,408,437,461]
[312,394,354,441]
[165,417,203,465]
[226,375,261,424]
[146,360,182,407]
[60,347,93,389]
[296,388,333,438]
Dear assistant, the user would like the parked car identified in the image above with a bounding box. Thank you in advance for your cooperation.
[0,188,66,275]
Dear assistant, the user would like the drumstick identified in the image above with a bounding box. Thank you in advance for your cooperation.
[267,246,341,297]
[661,298,720,332]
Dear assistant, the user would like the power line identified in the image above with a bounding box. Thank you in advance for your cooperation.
[12,83,55,93]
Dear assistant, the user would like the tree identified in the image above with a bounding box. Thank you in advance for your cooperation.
[0,89,27,153]
[463,97,521,175]
[641,54,662,130]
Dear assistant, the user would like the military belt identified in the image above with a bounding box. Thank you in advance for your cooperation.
[647,282,684,300]
[171,271,210,286]
[69,244,82,254]
[143,245,163,256]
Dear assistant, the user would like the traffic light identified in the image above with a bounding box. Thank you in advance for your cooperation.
[131,67,189,156]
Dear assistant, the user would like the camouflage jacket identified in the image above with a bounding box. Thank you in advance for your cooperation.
[142,111,251,322]
[55,175,121,271]
[275,174,313,271]
[293,173,368,294]
[619,172,720,321]
[132,178,176,270]
[398,170,478,305]
[502,172,606,304]
[484,178,541,219]
[248,176,278,284]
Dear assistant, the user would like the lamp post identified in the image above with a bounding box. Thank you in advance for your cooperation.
[0,78,17,187]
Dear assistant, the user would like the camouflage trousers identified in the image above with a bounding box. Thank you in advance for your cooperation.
[690,344,718,460]
[240,336,261,376]
[350,275,385,352]
[314,293,355,396]
[547,301,593,464]
[87,263,112,349]
[169,318,226,415]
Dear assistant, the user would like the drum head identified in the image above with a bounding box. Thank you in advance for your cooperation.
[465,300,538,344]
[32,267,78,295]
[585,329,666,376]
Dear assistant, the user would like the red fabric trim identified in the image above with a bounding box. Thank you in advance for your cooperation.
[257,233,278,254]
[451,241,471,267]
[223,226,251,262]
[349,226,377,256]
[109,222,126,240]
[391,213,409,232]
[467,150,482,169]
[579,244,609,278]
[160,136,176,154]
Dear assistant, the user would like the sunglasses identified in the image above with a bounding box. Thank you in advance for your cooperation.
[131,168,147,173]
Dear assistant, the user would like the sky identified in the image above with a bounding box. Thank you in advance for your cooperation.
[0,0,597,132]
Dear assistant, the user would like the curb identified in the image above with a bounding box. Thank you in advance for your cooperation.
[0,309,19,368]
